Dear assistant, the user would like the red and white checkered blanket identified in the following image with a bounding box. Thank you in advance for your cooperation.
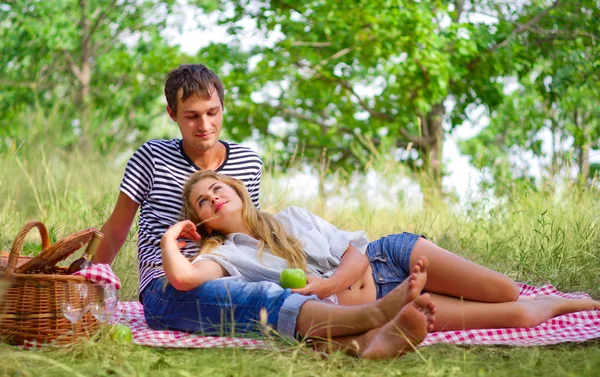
[3,259,596,349]
[110,302,267,349]
[110,283,599,349]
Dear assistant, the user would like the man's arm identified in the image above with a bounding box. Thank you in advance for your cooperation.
[92,192,139,265]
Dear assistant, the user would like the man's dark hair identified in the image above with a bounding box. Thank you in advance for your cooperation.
[164,64,225,115]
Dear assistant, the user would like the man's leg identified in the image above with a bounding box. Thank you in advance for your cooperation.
[308,295,436,359]
[143,277,305,336]
[293,257,429,339]
[143,276,395,338]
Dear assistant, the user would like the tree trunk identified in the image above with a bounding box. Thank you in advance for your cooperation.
[317,148,329,212]
[417,103,445,203]
[574,108,590,185]
[78,0,92,151]
[549,105,559,179]
[427,103,445,189]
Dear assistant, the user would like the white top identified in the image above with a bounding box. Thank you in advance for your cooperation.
[192,206,369,289]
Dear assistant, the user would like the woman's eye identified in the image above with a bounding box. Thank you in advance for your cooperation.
[214,186,221,192]
[199,198,207,205]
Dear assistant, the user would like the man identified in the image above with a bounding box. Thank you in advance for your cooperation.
[94,64,433,359]
[93,63,262,298]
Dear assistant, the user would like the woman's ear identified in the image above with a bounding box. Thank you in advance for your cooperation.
[204,226,212,235]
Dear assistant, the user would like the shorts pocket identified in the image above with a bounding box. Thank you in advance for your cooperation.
[367,244,405,284]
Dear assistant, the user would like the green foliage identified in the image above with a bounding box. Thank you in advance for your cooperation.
[460,0,600,185]
[0,0,184,152]
[194,0,570,187]
[1,0,598,190]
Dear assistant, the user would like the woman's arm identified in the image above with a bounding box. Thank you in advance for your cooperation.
[293,244,369,299]
[161,220,228,291]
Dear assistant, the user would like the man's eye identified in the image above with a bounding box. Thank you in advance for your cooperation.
[208,112,217,116]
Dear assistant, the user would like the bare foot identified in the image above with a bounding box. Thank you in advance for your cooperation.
[534,294,600,313]
[373,256,429,326]
[361,294,436,360]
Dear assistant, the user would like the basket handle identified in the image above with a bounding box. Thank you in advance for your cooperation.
[5,221,51,276]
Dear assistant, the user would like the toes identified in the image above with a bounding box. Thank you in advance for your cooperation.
[412,293,432,311]
[428,314,436,324]
[412,263,421,275]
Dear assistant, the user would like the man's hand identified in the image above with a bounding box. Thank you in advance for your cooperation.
[291,275,336,300]
[161,220,201,250]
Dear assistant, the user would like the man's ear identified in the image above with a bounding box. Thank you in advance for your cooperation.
[166,105,177,122]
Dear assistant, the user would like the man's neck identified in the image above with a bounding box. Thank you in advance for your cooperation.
[183,140,225,171]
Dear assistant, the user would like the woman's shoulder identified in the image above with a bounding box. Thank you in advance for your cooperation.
[275,206,315,223]
[276,206,312,217]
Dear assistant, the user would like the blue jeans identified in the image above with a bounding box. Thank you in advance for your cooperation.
[367,232,426,299]
[142,276,316,338]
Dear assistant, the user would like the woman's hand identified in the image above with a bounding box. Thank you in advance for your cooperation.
[161,220,201,250]
[161,220,226,291]
[291,275,336,300]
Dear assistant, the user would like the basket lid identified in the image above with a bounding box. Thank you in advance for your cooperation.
[16,227,98,274]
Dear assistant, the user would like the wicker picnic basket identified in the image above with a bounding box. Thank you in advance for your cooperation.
[0,221,101,345]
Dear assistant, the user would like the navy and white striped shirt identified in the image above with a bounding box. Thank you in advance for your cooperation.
[119,139,262,298]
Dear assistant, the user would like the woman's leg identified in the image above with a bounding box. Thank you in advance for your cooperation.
[409,238,520,303]
[429,292,600,331]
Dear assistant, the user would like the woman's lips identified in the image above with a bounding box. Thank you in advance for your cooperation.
[215,202,227,213]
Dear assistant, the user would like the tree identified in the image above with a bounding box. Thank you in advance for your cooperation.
[197,0,564,196]
[0,0,182,151]
[460,0,600,186]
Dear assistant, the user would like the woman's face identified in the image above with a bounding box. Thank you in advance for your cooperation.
[189,177,244,233]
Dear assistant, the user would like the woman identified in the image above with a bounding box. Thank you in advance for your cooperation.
[161,171,599,356]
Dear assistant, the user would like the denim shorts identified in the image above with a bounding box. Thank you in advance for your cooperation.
[367,232,426,299]
[142,276,317,338]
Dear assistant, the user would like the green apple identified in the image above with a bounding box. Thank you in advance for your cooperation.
[109,324,133,343]
[280,268,307,289]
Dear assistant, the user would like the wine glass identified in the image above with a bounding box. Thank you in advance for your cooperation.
[60,283,89,336]
[89,283,118,324]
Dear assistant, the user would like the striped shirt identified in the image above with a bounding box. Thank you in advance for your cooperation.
[119,139,262,298]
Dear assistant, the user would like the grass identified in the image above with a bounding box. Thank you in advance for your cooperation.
[1,143,600,377]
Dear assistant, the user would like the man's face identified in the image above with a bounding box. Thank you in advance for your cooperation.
[168,88,223,153]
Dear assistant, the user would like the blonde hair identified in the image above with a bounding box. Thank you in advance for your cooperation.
[182,170,307,270]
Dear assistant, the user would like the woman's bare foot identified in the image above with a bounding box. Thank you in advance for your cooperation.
[373,256,429,326]
[361,294,436,360]
[534,294,600,313]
